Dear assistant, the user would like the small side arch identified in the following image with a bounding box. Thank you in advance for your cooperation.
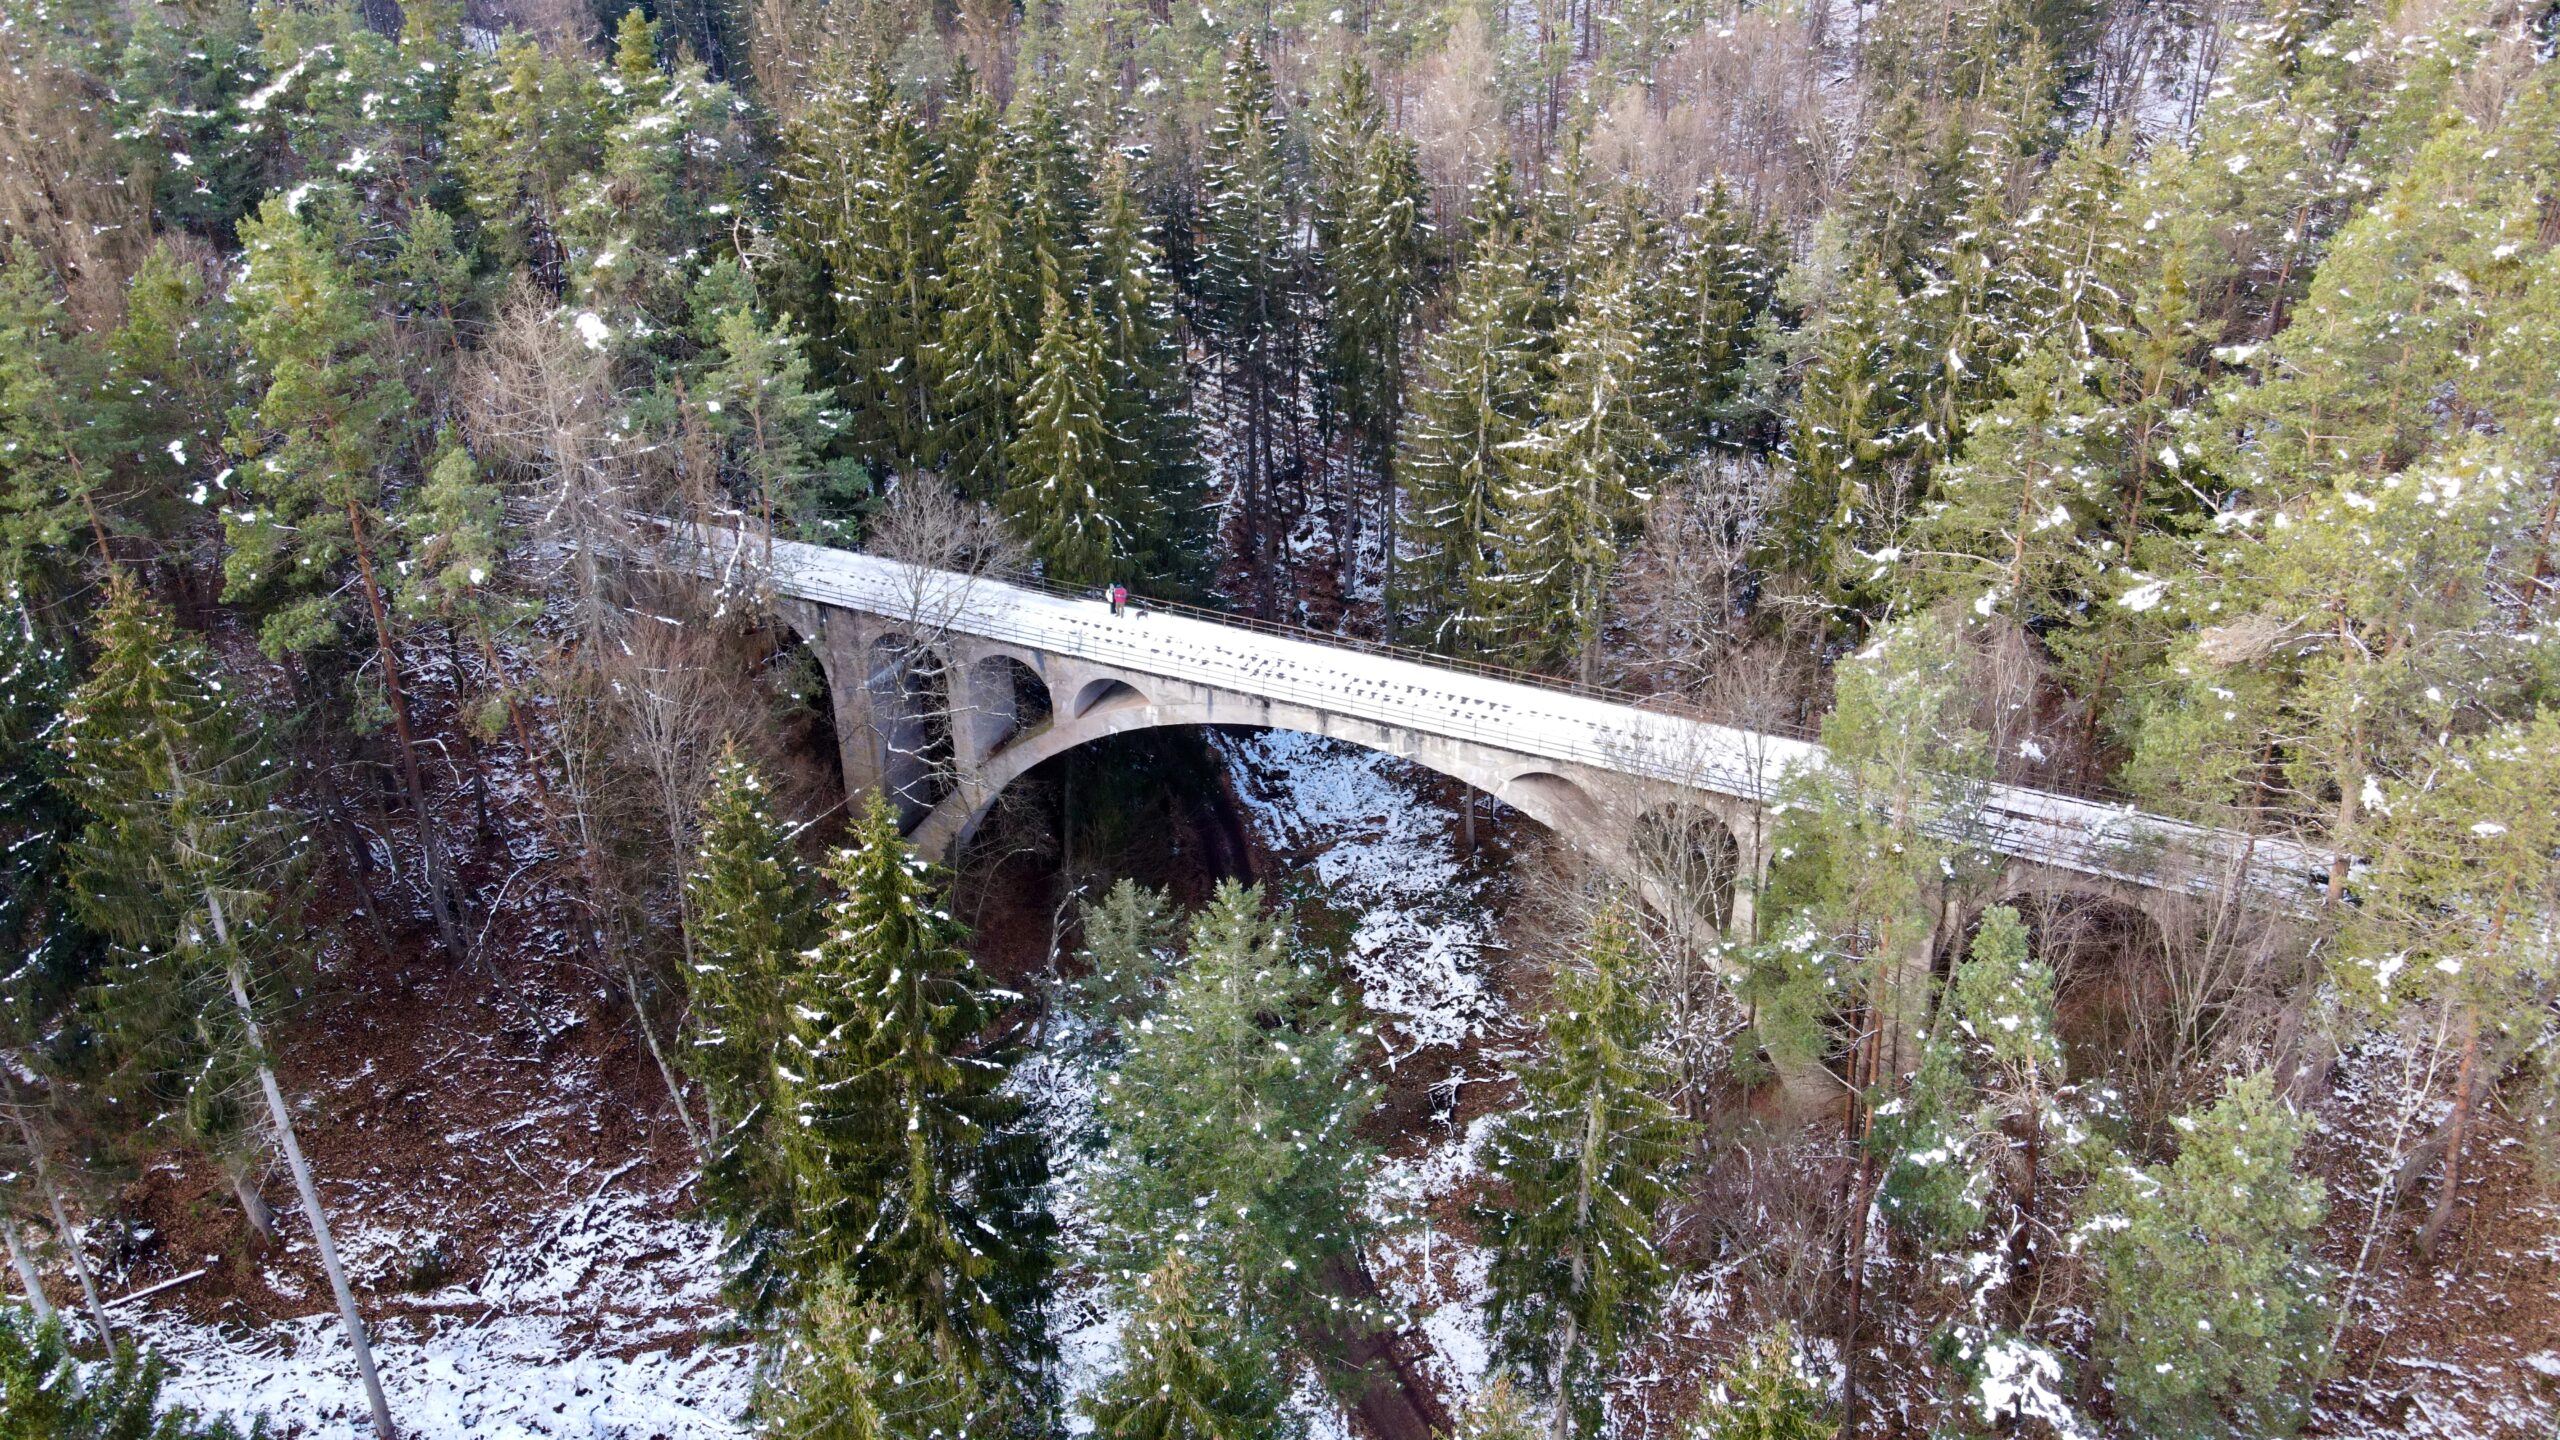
[1073,677,1150,719]
[964,653,1053,759]
[1497,770,1605,836]
[1630,803,1742,933]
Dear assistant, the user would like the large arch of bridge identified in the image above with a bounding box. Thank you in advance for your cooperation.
[907,688,1613,861]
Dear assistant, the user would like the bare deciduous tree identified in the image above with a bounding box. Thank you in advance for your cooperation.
[1618,456,1774,697]
[468,282,634,659]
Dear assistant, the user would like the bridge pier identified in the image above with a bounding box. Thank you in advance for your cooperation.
[779,598,889,802]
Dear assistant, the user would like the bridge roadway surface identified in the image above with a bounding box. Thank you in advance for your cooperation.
[721,530,2335,906]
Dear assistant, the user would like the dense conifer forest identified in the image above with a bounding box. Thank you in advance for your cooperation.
[0,0,2556,1435]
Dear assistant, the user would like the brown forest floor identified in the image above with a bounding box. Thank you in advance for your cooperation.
[72,636,2560,1440]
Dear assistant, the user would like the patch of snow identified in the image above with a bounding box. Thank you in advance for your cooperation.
[138,1182,752,1439]
[1214,730,1501,1058]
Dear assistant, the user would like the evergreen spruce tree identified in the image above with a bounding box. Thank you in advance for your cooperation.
[54,579,395,1440]
[780,793,1051,1368]
[1089,152,1204,589]
[1493,261,1661,681]
[2085,1072,2328,1438]
[1310,53,1428,599]
[1195,36,1302,602]
[1002,284,1121,584]
[1069,878,1179,1042]
[0,597,109,1339]
[935,151,1032,502]
[1398,179,1542,651]
[683,745,818,1315]
[774,70,945,473]
[0,599,88,1042]
[1479,904,1697,1440]
[755,1278,1008,1440]
[226,192,470,961]
[1647,186,1777,454]
[447,32,612,276]
[1769,259,1924,611]
[0,1307,261,1439]
[1083,1255,1287,1440]
[1089,880,1377,1342]
[0,251,117,592]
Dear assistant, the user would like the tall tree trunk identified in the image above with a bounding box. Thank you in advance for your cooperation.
[443,625,493,836]
[622,962,709,1158]
[228,1159,278,1242]
[1838,1012,1885,1440]
[43,1187,112,1345]
[2,1081,112,1344]
[2,1211,54,1325]
[2417,1004,2481,1259]
[347,500,472,962]
[210,894,397,1440]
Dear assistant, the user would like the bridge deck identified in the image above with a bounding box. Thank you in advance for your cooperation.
[721,530,2334,906]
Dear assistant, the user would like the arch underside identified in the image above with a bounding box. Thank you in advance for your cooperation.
[906,683,1642,864]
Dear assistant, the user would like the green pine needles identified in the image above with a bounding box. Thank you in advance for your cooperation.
[1479,902,1698,1439]
[779,792,1053,1371]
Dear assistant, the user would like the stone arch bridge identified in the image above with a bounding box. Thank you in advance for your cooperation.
[706,532,2334,944]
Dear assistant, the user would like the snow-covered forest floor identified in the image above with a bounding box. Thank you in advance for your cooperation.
[99,727,2560,1439]
[114,727,1534,1438]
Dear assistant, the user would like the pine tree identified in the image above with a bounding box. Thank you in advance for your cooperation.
[935,150,1032,501]
[1089,880,1378,1342]
[1479,904,1698,1440]
[780,793,1051,1367]
[1684,1326,1832,1440]
[683,745,818,1315]
[53,579,396,1440]
[1089,152,1204,589]
[1870,908,2066,1273]
[1398,179,1542,652]
[1448,1378,1542,1440]
[694,261,845,550]
[1750,614,1993,1086]
[1494,260,1661,681]
[2120,441,2529,883]
[1003,284,1122,584]
[2346,712,2560,1258]
[1898,340,2113,628]
[1196,36,1303,604]
[1083,1254,1287,1440]
[226,193,471,961]
[755,1278,1009,1440]
[2085,1072,2328,1439]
